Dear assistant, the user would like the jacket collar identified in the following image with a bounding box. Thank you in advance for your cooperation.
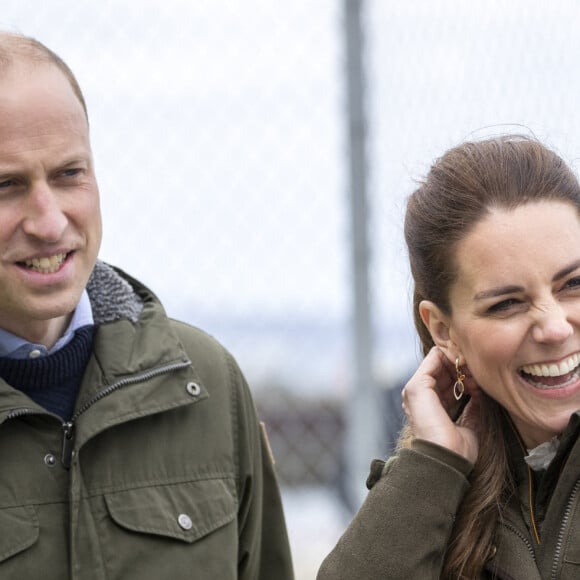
[0,263,209,434]
[87,260,144,325]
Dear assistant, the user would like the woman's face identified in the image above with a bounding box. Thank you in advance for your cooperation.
[445,200,580,447]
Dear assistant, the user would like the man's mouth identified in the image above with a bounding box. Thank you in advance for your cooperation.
[520,353,580,389]
[19,252,68,274]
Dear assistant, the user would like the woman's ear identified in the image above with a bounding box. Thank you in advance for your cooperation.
[419,300,458,360]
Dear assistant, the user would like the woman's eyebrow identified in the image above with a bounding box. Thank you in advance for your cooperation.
[552,259,580,282]
[474,285,523,301]
[473,259,580,301]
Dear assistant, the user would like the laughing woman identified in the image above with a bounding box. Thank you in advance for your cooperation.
[318,135,580,580]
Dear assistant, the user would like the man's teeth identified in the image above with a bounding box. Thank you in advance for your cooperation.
[23,253,67,274]
[521,353,580,378]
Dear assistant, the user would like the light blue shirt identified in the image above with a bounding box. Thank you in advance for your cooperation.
[0,290,94,359]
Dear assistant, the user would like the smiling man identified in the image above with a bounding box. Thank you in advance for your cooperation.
[0,32,293,580]
[0,57,100,352]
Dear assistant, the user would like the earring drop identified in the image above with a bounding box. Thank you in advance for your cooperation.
[453,357,465,401]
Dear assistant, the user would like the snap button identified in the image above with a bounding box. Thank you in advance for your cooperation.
[29,349,42,359]
[177,513,193,530]
[44,453,56,467]
[186,382,201,396]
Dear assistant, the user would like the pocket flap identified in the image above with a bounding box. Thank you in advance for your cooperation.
[105,479,236,544]
[0,505,39,561]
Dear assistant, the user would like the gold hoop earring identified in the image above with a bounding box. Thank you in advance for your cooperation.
[453,358,465,401]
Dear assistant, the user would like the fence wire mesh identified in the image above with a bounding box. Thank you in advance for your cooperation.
[3,1,580,577]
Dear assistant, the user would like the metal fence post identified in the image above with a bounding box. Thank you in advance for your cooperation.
[343,0,383,510]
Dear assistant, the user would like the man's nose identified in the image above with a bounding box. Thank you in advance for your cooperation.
[21,184,68,242]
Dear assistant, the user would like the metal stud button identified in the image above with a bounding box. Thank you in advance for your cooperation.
[44,453,56,467]
[186,382,201,396]
[178,513,193,530]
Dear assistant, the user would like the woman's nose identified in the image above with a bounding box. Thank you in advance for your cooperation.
[531,302,574,344]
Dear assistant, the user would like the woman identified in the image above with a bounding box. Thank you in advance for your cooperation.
[318,135,580,579]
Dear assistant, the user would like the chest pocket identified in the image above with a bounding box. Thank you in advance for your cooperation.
[104,478,237,542]
[0,505,38,562]
[100,478,238,579]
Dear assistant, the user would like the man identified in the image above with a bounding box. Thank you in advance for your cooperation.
[0,31,294,579]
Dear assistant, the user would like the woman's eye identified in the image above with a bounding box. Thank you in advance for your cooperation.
[487,298,521,314]
[563,276,580,290]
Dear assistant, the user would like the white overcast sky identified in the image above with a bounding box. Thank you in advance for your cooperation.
[2,0,580,386]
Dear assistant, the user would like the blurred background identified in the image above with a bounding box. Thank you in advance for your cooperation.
[4,1,580,577]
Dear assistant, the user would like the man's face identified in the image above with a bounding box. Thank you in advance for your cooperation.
[0,63,102,344]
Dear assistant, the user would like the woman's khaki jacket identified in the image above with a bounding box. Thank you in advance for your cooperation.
[0,262,294,580]
[318,416,580,580]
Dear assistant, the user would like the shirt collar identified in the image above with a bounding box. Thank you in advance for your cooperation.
[0,290,94,359]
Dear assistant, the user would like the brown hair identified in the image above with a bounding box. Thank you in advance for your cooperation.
[0,31,88,119]
[402,135,580,578]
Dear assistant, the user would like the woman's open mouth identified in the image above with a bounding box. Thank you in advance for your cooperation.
[520,353,580,389]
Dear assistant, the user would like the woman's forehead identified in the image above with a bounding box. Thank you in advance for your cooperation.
[451,201,580,296]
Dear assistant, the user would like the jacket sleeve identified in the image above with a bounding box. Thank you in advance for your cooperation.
[317,440,472,580]
[228,352,295,580]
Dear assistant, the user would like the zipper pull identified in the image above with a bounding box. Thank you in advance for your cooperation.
[61,422,75,469]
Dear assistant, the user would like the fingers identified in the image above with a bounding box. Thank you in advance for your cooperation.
[402,347,456,429]
[402,347,457,418]
[400,346,480,461]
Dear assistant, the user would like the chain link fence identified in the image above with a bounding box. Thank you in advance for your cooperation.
[3,1,580,577]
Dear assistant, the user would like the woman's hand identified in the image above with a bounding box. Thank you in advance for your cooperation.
[402,346,480,463]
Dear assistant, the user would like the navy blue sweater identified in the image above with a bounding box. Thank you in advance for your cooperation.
[0,326,94,420]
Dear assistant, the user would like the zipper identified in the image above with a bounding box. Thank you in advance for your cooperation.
[6,407,38,420]
[505,414,542,544]
[68,360,191,422]
[8,360,192,469]
[7,407,74,468]
[504,521,537,562]
[550,476,580,580]
[487,521,537,579]
[61,422,75,469]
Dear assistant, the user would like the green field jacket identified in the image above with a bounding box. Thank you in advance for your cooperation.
[318,417,580,580]
[0,263,294,580]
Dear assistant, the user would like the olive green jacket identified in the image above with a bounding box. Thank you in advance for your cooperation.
[318,418,580,580]
[0,262,294,580]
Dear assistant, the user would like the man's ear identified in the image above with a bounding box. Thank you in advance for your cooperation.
[419,300,457,359]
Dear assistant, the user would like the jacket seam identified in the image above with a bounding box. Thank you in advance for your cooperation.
[0,530,39,562]
[109,511,236,542]
[0,475,237,509]
[84,397,199,430]
[91,498,108,580]
[0,498,68,510]
[83,472,236,497]
[225,350,241,502]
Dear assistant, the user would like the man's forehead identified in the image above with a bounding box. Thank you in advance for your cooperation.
[0,63,90,161]
[0,32,52,67]
[0,63,81,112]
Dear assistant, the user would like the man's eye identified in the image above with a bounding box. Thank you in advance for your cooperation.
[61,168,82,177]
[0,179,14,188]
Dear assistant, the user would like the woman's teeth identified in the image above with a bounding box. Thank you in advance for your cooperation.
[23,253,67,274]
[521,353,580,378]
